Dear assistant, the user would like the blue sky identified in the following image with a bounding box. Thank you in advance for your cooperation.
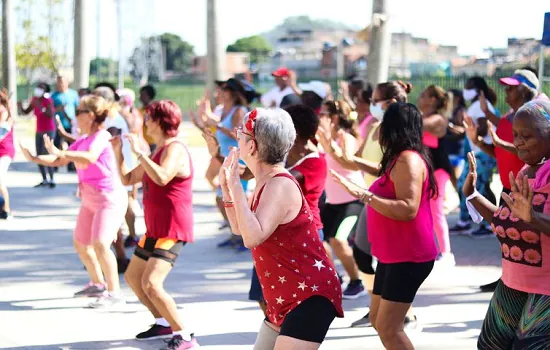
[21,0,550,60]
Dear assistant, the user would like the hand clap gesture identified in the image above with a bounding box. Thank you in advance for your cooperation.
[501,172,534,223]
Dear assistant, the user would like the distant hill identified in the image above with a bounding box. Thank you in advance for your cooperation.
[260,15,360,47]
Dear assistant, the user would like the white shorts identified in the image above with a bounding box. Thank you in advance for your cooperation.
[0,156,11,185]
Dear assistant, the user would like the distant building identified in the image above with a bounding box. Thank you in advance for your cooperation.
[191,52,250,81]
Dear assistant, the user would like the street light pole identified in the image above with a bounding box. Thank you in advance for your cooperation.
[74,0,90,89]
[366,0,391,85]
[206,0,224,104]
[2,0,17,117]
[116,0,124,88]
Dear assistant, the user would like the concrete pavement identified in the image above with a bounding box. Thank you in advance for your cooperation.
[0,123,502,349]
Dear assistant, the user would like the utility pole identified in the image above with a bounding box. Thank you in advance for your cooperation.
[366,0,391,85]
[2,0,17,117]
[96,0,101,80]
[116,0,124,88]
[206,0,224,103]
[74,0,90,89]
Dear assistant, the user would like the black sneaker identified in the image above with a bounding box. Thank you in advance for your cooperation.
[351,312,372,327]
[124,236,139,248]
[161,334,200,349]
[136,324,173,341]
[469,226,494,239]
[49,182,56,189]
[34,181,48,188]
[450,222,472,235]
[480,278,500,292]
[343,280,368,299]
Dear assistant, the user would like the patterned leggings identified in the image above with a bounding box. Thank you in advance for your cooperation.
[478,281,550,349]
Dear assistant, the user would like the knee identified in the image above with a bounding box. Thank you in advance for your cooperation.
[141,278,162,299]
[92,241,111,255]
[330,238,346,251]
[376,319,401,342]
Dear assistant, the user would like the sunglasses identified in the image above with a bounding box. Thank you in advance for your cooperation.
[236,127,254,140]
[75,109,90,116]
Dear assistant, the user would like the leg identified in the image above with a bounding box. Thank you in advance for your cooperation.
[253,320,279,350]
[514,293,550,348]
[0,156,11,213]
[478,281,526,349]
[205,157,221,190]
[376,299,414,350]
[250,267,267,317]
[369,262,387,330]
[35,132,48,182]
[329,237,360,280]
[113,229,127,260]
[141,257,184,331]
[125,254,162,317]
[126,189,138,238]
[92,240,120,292]
[74,239,104,285]
[431,169,451,254]
[46,131,56,183]
[456,163,471,223]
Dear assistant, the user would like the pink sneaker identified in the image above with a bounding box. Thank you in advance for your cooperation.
[161,334,200,349]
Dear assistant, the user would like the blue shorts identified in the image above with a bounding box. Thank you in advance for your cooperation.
[449,154,465,169]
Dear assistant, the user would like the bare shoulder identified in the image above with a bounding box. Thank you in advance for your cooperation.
[263,174,301,199]
[391,151,426,179]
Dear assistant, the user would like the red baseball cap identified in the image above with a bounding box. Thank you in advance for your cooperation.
[272,67,290,77]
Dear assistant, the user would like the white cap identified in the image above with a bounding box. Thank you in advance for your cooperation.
[298,80,327,99]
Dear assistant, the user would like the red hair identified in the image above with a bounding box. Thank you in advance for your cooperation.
[146,100,181,137]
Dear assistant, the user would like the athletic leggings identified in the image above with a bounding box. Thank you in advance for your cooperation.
[478,281,550,349]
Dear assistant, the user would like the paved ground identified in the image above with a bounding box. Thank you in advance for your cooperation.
[0,123,503,349]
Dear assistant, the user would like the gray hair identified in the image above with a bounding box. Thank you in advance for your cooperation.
[251,108,296,164]
[515,100,550,136]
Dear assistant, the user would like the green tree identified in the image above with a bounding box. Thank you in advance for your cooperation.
[159,33,195,72]
[226,35,272,64]
[90,58,118,77]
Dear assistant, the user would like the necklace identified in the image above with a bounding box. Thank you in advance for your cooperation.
[537,157,547,165]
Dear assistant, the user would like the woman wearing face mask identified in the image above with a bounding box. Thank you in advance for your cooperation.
[452,77,498,238]
[18,82,57,188]
[319,81,420,328]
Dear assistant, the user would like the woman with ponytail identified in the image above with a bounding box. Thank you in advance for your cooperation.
[21,95,127,308]
[418,85,456,266]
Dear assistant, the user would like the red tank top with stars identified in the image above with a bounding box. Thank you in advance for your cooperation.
[250,172,344,326]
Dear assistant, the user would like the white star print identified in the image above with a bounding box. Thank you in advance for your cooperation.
[265,271,271,277]
[303,254,308,258]
[294,269,299,273]
[278,276,286,284]
[279,242,284,246]
[298,281,307,291]
[313,260,325,271]
[271,285,275,289]
[327,280,331,285]
[292,293,297,298]
[311,284,319,292]
[276,296,284,305]
[277,264,282,268]
[329,267,333,271]
[259,256,264,261]
[303,243,307,247]
[291,259,295,263]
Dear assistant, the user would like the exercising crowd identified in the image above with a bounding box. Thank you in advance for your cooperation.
[0,65,549,349]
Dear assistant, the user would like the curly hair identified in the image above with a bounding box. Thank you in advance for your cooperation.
[284,104,319,141]
[146,100,182,137]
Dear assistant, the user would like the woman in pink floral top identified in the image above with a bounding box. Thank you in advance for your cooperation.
[464,100,550,348]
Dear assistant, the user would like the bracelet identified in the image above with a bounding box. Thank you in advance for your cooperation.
[360,190,373,204]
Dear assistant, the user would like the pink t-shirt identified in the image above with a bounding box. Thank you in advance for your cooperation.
[68,129,123,192]
[492,161,550,295]
[32,97,56,133]
[358,114,373,140]
[368,151,438,263]
[324,134,366,205]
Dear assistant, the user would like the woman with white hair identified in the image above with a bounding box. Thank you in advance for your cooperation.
[220,108,343,349]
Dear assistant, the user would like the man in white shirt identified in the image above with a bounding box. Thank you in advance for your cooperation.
[260,67,295,108]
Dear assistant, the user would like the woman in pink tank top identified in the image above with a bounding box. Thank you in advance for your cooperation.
[220,108,343,349]
[0,89,15,219]
[113,100,198,348]
[332,102,438,350]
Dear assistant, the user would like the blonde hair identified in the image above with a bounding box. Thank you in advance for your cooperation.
[79,95,111,124]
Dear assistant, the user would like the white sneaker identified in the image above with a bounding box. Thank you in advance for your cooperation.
[436,253,456,268]
[88,292,126,308]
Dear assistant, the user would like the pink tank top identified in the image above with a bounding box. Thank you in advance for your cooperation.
[0,125,15,159]
[367,151,438,263]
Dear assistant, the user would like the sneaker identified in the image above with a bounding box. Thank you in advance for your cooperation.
[124,236,140,248]
[161,334,200,349]
[34,181,49,188]
[480,278,500,292]
[217,237,235,248]
[404,315,421,331]
[469,226,494,239]
[338,274,344,286]
[88,292,126,308]
[351,312,372,327]
[117,258,130,274]
[436,253,456,268]
[49,182,56,189]
[74,283,106,298]
[343,280,368,299]
[136,324,173,341]
[449,221,472,235]
[0,211,13,220]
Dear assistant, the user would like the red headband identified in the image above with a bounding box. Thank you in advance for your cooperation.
[245,109,257,137]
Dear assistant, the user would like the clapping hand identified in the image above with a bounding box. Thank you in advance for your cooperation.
[218,147,241,199]
[462,152,478,197]
[315,116,333,152]
[202,129,220,157]
[463,115,481,144]
[330,169,366,199]
[43,134,61,156]
[502,172,534,223]
[124,133,144,157]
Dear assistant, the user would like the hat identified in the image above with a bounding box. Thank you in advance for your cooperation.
[239,79,261,104]
[220,78,246,98]
[280,94,302,109]
[298,80,328,99]
[499,69,540,91]
[272,67,290,77]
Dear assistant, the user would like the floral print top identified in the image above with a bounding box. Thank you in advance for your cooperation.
[491,162,550,295]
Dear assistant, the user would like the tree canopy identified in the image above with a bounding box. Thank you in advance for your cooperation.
[226,35,272,64]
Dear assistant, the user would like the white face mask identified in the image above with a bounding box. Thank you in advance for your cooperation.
[34,87,45,97]
[370,102,385,121]
[463,89,477,101]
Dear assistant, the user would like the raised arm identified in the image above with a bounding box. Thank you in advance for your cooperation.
[112,136,144,186]
[463,152,498,222]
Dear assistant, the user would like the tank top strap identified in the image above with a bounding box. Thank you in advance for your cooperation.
[251,172,303,212]
[152,140,188,162]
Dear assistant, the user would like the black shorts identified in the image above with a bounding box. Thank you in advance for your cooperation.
[249,266,264,302]
[279,296,336,343]
[373,261,434,303]
[353,244,376,275]
[134,237,186,265]
[321,200,364,242]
